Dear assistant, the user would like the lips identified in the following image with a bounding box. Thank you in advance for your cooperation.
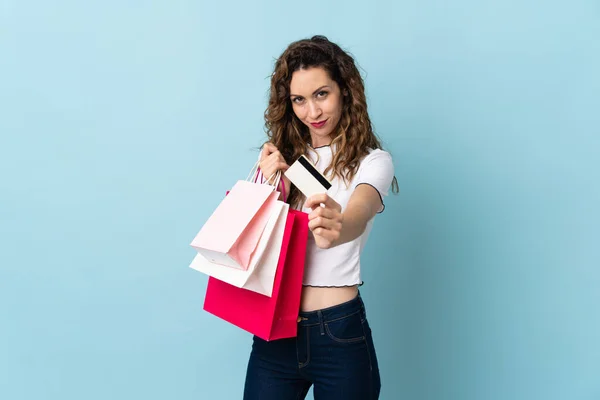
[310,119,328,128]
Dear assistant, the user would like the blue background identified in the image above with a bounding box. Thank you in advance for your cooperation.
[1,1,599,399]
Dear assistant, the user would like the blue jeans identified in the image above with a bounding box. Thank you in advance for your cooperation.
[243,293,381,399]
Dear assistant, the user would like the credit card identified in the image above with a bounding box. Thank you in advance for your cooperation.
[284,155,332,198]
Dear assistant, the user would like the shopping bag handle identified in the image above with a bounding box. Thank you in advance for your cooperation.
[265,170,282,190]
[278,175,287,202]
[246,161,261,183]
[247,161,280,187]
[247,161,286,202]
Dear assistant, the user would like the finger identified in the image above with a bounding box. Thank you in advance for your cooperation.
[261,161,286,183]
[311,227,339,243]
[304,193,329,209]
[322,195,342,212]
[269,150,290,168]
[263,142,278,155]
[264,154,281,170]
[259,160,276,182]
[258,157,272,176]
[265,158,289,174]
[265,151,289,167]
[308,216,339,231]
[308,207,335,221]
[260,144,272,161]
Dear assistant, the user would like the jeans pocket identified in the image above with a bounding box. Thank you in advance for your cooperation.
[324,311,366,344]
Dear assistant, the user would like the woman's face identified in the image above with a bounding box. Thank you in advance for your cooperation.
[289,67,344,148]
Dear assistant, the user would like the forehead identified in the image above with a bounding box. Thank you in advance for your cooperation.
[289,67,334,94]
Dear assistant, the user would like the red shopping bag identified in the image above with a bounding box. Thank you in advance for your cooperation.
[203,209,309,341]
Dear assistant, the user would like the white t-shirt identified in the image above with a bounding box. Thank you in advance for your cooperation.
[297,143,395,287]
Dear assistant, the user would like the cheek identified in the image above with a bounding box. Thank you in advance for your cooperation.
[292,104,306,120]
[326,98,343,120]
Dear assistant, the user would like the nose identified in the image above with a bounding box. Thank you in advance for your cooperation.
[308,101,322,120]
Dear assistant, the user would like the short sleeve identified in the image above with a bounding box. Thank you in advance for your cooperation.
[354,149,395,213]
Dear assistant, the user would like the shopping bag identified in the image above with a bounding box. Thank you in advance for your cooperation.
[203,209,309,341]
[189,201,289,296]
[190,168,281,270]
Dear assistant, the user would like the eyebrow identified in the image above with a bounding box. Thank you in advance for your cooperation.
[290,85,330,98]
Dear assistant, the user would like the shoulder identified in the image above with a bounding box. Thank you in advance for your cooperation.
[350,147,395,198]
[359,148,394,171]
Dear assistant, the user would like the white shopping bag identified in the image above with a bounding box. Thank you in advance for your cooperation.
[190,201,289,297]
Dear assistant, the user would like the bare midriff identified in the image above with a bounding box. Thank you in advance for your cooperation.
[300,285,359,312]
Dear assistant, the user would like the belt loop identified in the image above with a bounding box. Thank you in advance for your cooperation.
[317,310,325,335]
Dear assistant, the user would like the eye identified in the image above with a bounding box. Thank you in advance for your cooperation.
[292,97,305,104]
[316,91,328,98]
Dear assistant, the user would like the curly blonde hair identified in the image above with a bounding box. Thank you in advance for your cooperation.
[264,35,398,208]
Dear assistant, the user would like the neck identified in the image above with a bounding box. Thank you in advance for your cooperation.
[310,136,332,148]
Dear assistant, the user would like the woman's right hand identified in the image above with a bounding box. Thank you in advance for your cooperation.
[259,143,290,184]
[259,143,291,201]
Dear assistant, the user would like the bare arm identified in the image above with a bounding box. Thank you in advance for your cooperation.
[304,184,382,249]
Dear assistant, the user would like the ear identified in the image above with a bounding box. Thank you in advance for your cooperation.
[343,89,349,96]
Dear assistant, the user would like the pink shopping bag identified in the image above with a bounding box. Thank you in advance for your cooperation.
[190,179,280,270]
[190,202,289,296]
[203,209,309,341]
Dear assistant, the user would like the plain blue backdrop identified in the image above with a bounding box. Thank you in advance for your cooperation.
[1,1,599,399]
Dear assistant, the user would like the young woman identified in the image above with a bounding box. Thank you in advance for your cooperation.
[244,35,398,400]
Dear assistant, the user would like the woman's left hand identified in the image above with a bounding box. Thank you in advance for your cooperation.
[305,194,344,249]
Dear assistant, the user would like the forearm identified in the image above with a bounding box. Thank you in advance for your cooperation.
[337,202,373,245]
[336,184,382,246]
[306,185,381,250]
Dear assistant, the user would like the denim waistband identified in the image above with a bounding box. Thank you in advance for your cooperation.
[298,293,365,327]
